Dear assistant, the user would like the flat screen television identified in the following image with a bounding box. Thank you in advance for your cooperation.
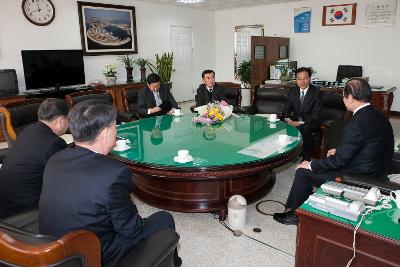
[21,49,85,90]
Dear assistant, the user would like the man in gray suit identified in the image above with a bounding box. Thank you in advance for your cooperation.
[138,73,178,117]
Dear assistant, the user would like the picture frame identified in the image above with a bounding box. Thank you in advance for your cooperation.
[322,3,357,26]
[77,1,138,56]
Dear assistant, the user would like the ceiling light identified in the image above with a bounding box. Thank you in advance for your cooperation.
[176,0,204,3]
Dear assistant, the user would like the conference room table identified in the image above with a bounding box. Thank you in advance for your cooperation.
[111,113,302,218]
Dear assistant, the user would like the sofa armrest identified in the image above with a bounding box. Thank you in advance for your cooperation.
[336,173,400,195]
[116,228,180,267]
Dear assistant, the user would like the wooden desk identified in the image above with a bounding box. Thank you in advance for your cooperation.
[261,83,397,117]
[295,208,400,267]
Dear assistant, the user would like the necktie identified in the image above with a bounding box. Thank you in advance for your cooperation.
[154,91,162,106]
[300,91,305,107]
[208,89,213,102]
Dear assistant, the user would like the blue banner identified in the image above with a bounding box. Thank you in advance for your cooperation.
[294,7,311,33]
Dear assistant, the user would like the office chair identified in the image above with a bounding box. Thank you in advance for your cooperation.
[0,98,44,147]
[336,65,362,83]
[64,89,115,109]
[0,69,19,97]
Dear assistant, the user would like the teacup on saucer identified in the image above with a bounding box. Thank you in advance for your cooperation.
[174,155,193,163]
[114,144,130,152]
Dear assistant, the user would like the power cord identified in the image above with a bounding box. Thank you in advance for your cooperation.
[255,200,285,216]
[345,195,393,267]
[219,220,295,260]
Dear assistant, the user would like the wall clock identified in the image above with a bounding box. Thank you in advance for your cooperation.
[22,0,55,26]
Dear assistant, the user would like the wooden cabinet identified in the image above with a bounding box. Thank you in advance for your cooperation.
[250,36,290,95]
[295,209,400,267]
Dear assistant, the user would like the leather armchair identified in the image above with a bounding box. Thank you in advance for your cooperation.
[239,86,288,116]
[0,98,43,147]
[0,221,180,267]
[313,92,347,158]
[119,84,144,122]
[65,89,115,109]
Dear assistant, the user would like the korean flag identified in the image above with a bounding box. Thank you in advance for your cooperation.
[324,4,356,25]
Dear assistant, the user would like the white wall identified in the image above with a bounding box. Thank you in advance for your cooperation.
[0,0,215,92]
[215,0,400,111]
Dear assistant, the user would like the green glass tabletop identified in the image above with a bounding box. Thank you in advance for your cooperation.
[113,113,302,167]
[300,189,400,242]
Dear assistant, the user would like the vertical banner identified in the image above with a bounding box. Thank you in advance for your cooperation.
[323,3,357,26]
[365,0,397,27]
[294,7,312,33]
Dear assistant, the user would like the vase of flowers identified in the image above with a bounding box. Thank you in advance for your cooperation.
[118,55,135,82]
[103,64,117,85]
[192,102,233,125]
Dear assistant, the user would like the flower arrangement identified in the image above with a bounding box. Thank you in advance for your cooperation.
[103,64,117,77]
[192,102,232,125]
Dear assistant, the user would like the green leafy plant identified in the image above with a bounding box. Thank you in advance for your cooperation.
[118,54,135,68]
[103,64,117,77]
[133,57,150,69]
[236,60,251,88]
[147,52,174,83]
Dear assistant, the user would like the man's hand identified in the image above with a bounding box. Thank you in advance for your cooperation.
[327,149,336,157]
[150,106,162,114]
[296,160,311,170]
[287,119,301,128]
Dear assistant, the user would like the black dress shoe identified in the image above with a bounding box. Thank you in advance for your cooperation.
[273,210,298,225]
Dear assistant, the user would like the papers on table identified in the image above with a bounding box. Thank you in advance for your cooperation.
[238,130,300,159]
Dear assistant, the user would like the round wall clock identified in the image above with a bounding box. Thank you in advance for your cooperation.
[22,0,55,26]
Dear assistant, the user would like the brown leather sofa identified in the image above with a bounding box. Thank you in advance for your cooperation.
[0,219,180,267]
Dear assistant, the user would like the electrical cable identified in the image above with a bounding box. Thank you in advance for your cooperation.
[219,220,295,260]
[345,195,393,267]
[255,200,285,216]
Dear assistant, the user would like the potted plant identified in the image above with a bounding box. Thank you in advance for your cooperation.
[147,52,174,88]
[103,64,117,85]
[133,57,150,82]
[118,54,135,82]
[236,60,251,88]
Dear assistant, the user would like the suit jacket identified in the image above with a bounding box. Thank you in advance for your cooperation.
[138,84,178,117]
[39,146,143,267]
[311,105,394,178]
[195,83,227,107]
[282,84,321,126]
[0,122,66,218]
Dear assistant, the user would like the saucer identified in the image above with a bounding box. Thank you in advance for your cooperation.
[268,118,278,123]
[174,155,193,163]
[173,113,183,117]
[113,145,130,152]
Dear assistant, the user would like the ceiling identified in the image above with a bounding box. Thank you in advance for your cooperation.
[136,0,301,11]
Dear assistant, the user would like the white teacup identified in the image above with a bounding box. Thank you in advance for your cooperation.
[278,134,289,144]
[177,149,189,160]
[269,122,276,129]
[391,190,400,209]
[174,109,181,116]
[116,139,129,150]
[269,114,277,121]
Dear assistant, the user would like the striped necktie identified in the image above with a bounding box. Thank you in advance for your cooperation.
[154,91,162,106]
[300,91,305,107]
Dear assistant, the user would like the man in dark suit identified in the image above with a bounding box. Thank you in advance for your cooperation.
[195,69,229,107]
[0,98,68,218]
[138,73,178,117]
[274,78,394,225]
[39,100,181,267]
[282,67,322,161]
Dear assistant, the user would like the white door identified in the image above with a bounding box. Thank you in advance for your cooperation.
[170,26,194,102]
[235,31,251,69]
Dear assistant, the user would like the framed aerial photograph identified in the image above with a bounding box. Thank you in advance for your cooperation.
[322,3,357,26]
[77,1,138,55]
